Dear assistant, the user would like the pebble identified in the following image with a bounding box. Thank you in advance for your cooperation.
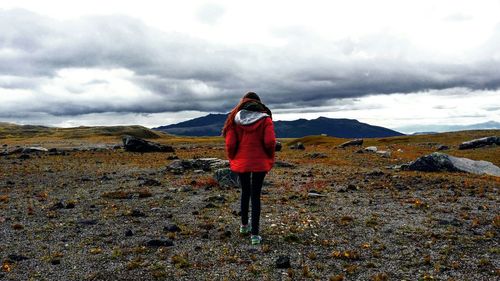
[276,255,291,268]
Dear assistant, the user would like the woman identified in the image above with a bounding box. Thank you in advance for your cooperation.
[222,92,276,245]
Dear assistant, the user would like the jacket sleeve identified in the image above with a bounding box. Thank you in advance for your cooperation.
[225,127,238,160]
[263,118,276,157]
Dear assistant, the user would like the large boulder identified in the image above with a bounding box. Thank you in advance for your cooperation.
[407,152,500,177]
[122,135,174,152]
[458,136,500,150]
[339,139,363,148]
[213,168,240,188]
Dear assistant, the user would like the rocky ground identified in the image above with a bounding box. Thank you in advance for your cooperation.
[0,133,499,281]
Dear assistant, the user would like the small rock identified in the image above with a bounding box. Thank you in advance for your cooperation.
[21,147,48,154]
[438,218,462,227]
[376,150,391,158]
[78,219,98,226]
[437,144,449,151]
[274,161,296,168]
[276,255,291,268]
[204,203,218,209]
[140,179,161,186]
[125,229,134,236]
[19,154,30,160]
[164,224,181,232]
[307,152,327,159]
[364,146,378,152]
[289,142,305,150]
[219,230,232,239]
[7,254,29,262]
[213,168,239,188]
[127,209,146,217]
[167,155,179,160]
[49,201,65,210]
[205,195,226,203]
[275,141,282,152]
[146,239,174,247]
[347,184,358,191]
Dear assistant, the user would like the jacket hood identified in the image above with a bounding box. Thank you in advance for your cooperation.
[234,109,269,126]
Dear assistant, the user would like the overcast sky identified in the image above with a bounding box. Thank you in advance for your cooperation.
[1,0,499,133]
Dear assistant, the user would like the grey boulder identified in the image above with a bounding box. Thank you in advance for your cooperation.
[339,139,363,148]
[213,168,240,188]
[407,152,500,177]
[458,136,499,150]
[122,135,174,152]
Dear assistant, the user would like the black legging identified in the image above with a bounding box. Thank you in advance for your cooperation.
[239,172,266,235]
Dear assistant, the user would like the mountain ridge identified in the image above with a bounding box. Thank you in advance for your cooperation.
[153,113,405,138]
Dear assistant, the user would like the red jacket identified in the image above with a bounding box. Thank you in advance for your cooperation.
[225,110,276,173]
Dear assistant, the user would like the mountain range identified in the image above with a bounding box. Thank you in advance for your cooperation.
[397,121,500,134]
[153,114,405,138]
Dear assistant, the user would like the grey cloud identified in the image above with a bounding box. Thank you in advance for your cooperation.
[1,9,500,119]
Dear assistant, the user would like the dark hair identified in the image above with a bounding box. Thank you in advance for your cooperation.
[243,92,260,101]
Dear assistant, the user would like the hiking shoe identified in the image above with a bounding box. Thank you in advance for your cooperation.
[251,235,262,245]
[239,224,251,234]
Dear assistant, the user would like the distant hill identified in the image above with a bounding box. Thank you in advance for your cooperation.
[397,121,500,134]
[153,114,404,138]
[0,123,164,139]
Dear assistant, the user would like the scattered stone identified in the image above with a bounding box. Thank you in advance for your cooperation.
[366,169,384,177]
[205,195,226,203]
[78,219,98,226]
[140,179,161,186]
[219,230,232,239]
[437,144,449,151]
[168,158,229,174]
[194,169,204,174]
[347,184,358,191]
[204,203,218,209]
[164,224,181,232]
[339,139,363,148]
[65,201,76,209]
[376,150,391,158]
[18,154,30,160]
[438,218,462,227]
[49,201,65,210]
[21,147,48,154]
[274,161,296,168]
[125,229,134,236]
[276,256,291,268]
[7,254,29,262]
[307,152,328,159]
[179,186,193,192]
[307,192,326,198]
[213,168,240,188]
[289,142,305,150]
[459,136,499,150]
[407,152,500,176]
[146,239,174,247]
[275,141,282,152]
[364,146,378,152]
[122,135,174,152]
[127,209,146,217]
